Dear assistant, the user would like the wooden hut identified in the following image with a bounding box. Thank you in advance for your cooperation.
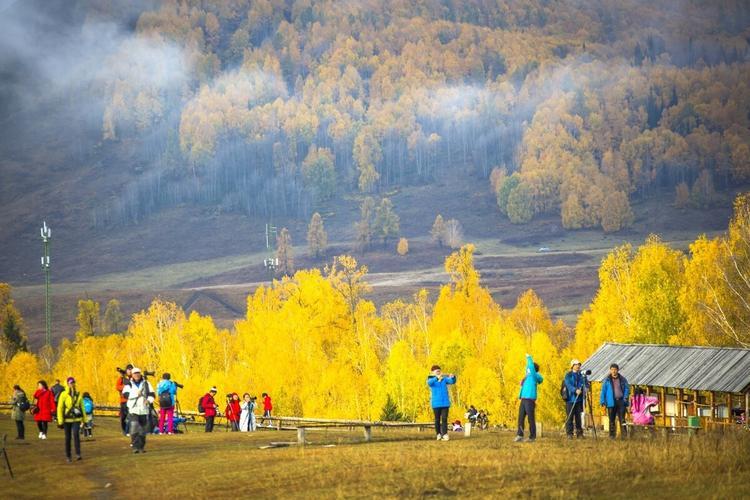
[582,343,750,430]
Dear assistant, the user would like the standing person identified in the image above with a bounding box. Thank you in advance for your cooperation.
[225,393,241,432]
[600,363,630,439]
[50,379,64,407]
[156,373,177,435]
[201,388,219,432]
[261,393,273,427]
[564,359,585,439]
[515,354,543,443]
[81,392,95,438]
[56,377,85,462]
[32,380,56,439]
[10,385,29,440]
[121,367,155,453]
[115,364,133,436]
[239,394,256,432]
[427,365,457,441]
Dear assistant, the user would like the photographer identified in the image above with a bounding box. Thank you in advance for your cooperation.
[240,394,256,432]
[10,384,28,440]
[225,393,241,432]
[515,354,543,443]
[121,367,155,453]
[427,365,456,441]
[115,364,133,436]
[200,387,219,432]
[563,359,585,439]
[156,373,178,435]
[56,377,85,462]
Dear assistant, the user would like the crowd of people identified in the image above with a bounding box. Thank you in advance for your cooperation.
[8,354,635,462]
[427,354,632,442]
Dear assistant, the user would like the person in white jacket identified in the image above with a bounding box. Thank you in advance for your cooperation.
[121,367,155,453]
[239,393,256,432]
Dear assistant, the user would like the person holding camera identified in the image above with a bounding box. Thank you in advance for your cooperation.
[56,377,85,462]
[225,393,241,432]
[427,365,457,441]
[515,354,543,443]
[240,394,256,432]
[600,363,630,439]
[121,367,155,453]
[115,364,133,436]
[157,373,177,435]
[563,359,586,439]
[200,387,219,432]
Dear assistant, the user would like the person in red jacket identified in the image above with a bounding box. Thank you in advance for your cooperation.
[225,393,241,432]
[115,364,133,436]
[261,393,273,428]
[32,380,56,439]
[201,388,219,432]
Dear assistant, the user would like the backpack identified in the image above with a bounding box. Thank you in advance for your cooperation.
[83,397,94,414]
[198,396,206,414]
[159,390,173,409]
[18,394,30,412]
[560,377,569,401]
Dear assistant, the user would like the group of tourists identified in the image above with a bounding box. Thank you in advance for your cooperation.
[197,388,273,433]
[9,378,94,462]
[427,354,631,442]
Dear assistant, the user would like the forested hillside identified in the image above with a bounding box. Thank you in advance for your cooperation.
[3,0,749,232]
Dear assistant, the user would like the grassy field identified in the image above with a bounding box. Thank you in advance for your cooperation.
[2,416,749,499]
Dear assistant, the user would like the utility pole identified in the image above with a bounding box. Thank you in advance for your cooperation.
[40,221,52,347]
[263,223,278,277]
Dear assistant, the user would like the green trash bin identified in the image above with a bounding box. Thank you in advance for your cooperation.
[687,415,700,435]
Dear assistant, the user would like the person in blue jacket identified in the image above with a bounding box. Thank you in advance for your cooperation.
[515,354,543,442]
[156,373,178,435]
[563,359,585,439]
[600,363,630,439]
[427,365,456,441]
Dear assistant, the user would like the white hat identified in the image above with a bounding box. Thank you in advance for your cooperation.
[131,367,142,374]
[570,359,581,367]
[209,387,217,392]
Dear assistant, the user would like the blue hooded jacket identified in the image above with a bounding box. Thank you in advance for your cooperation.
[427,374,456,408]
[600,374,630,408]
[564,370,585,403]
[519,355,543,400]
[157,379,177,406]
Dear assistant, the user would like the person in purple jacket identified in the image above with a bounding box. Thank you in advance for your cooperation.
[427,365,456,441]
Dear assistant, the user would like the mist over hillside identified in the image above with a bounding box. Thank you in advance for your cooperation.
[0,0,748,287]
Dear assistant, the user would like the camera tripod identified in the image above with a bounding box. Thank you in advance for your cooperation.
[562,374,598,440]
[174,399,188,434]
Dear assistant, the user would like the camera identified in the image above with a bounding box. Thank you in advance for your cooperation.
[174,382,184,389]
[143,370,156,377]
[116,367,127,375]
[582,369,592,376]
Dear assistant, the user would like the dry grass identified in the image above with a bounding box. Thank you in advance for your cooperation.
[2,417,749,499]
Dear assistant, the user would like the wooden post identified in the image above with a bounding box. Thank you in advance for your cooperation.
[709,392,715,422]
[660,387,667,427]
[693,391,698,418]
[297,427,306,445]
[745,392,749,429]
[676,389,682,422]
[363,425,372,442]
[727,393,732,422]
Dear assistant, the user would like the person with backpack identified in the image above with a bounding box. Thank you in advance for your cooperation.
[10,385,29,440]
[56,377,85,462]
[81,392,95,438]
[200,387,219,432]
[240,393,256,432]
[121,367,155,453]
[515,354,543,443]
[157,373,177,435]
[427,365,457,441]
[600,363,630,439]
[562,359,585,439]
[32,380,56,439]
